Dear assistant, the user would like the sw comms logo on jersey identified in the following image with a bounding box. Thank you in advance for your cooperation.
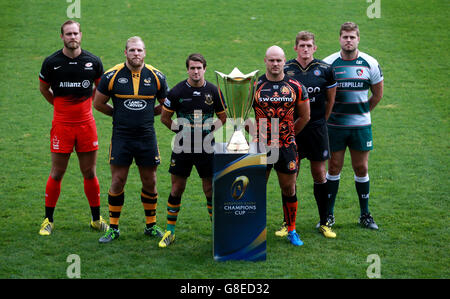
[124,99,147,110]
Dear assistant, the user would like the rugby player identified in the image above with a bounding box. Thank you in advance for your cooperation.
[38,20,108,235]
[253,45,310,246]
[323,22,384,229]
[280,31,337,238]
[93,36,169,242]
[158,53,227,248]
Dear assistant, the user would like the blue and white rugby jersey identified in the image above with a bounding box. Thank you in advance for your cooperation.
[323,51,383,128]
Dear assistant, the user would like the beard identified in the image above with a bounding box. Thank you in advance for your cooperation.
[341,44,357,54]
[64,40,80,50]
[127,57,144,68]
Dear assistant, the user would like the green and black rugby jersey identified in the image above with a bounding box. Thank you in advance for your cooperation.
[97,63,169,137]
[323,51,383,129]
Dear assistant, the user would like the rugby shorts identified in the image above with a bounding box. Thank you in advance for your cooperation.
[267,143,298,174]
[328,126,373,152]
[169,151,213,178]
[109,134,161,166]
[50,120,98,153]
[296,123,331,161]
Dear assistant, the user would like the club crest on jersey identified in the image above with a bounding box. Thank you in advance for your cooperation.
[204,93,213,105]
[314,69,321,76]
[281,86,290,95]
[84,62,93,70]
[356,69,364,76]
[143,77,152,86]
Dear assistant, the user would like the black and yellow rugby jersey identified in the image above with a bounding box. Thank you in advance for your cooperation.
[97,63,169,137]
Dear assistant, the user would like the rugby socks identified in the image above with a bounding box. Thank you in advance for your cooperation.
[44,176,61,222]
[355,174,370,215]
[141,189,158,229]
[326,172,340,215]
[282,194,298,232]
[108,190,124,230]
[166,194,181,233]
[206,196,212,221]
[84,177,101,221]
[313,181,328,225]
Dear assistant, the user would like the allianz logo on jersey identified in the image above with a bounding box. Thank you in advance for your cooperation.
[59,80,91,88]
[124,99,147,110]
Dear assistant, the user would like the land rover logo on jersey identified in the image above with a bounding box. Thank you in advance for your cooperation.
[118,77,128,84]
[124,99,147,110]
[204,93,213,105]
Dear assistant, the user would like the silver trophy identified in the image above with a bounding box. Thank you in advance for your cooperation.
[215,67,259,153]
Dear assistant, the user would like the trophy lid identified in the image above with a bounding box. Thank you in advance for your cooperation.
[215,67,259,81]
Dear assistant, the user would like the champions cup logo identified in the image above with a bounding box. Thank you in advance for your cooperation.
[231,176,249,200]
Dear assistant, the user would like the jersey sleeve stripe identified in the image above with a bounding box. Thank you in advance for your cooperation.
[39,77,49,84]
[326,82,337,89]
[114,94,155,99]
[145,64,161,91]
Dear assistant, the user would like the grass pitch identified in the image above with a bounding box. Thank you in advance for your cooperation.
[0,0,448,279]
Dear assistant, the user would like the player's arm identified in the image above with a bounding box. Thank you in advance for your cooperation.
[294,84,311,135]
[294,99,310,135]
[213,111,227,132]
[369,81,383,111]
[154,97,166,116]
[93,90,113,116]
[160,106,179,133]
[325,86,336,120]
[39,80,54,105]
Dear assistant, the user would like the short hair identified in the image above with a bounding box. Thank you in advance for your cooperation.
[295,31,315,46]
[186,53,207,69]
[125,36,145,50]
[340,22,360,36]
[61,20,81,34]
